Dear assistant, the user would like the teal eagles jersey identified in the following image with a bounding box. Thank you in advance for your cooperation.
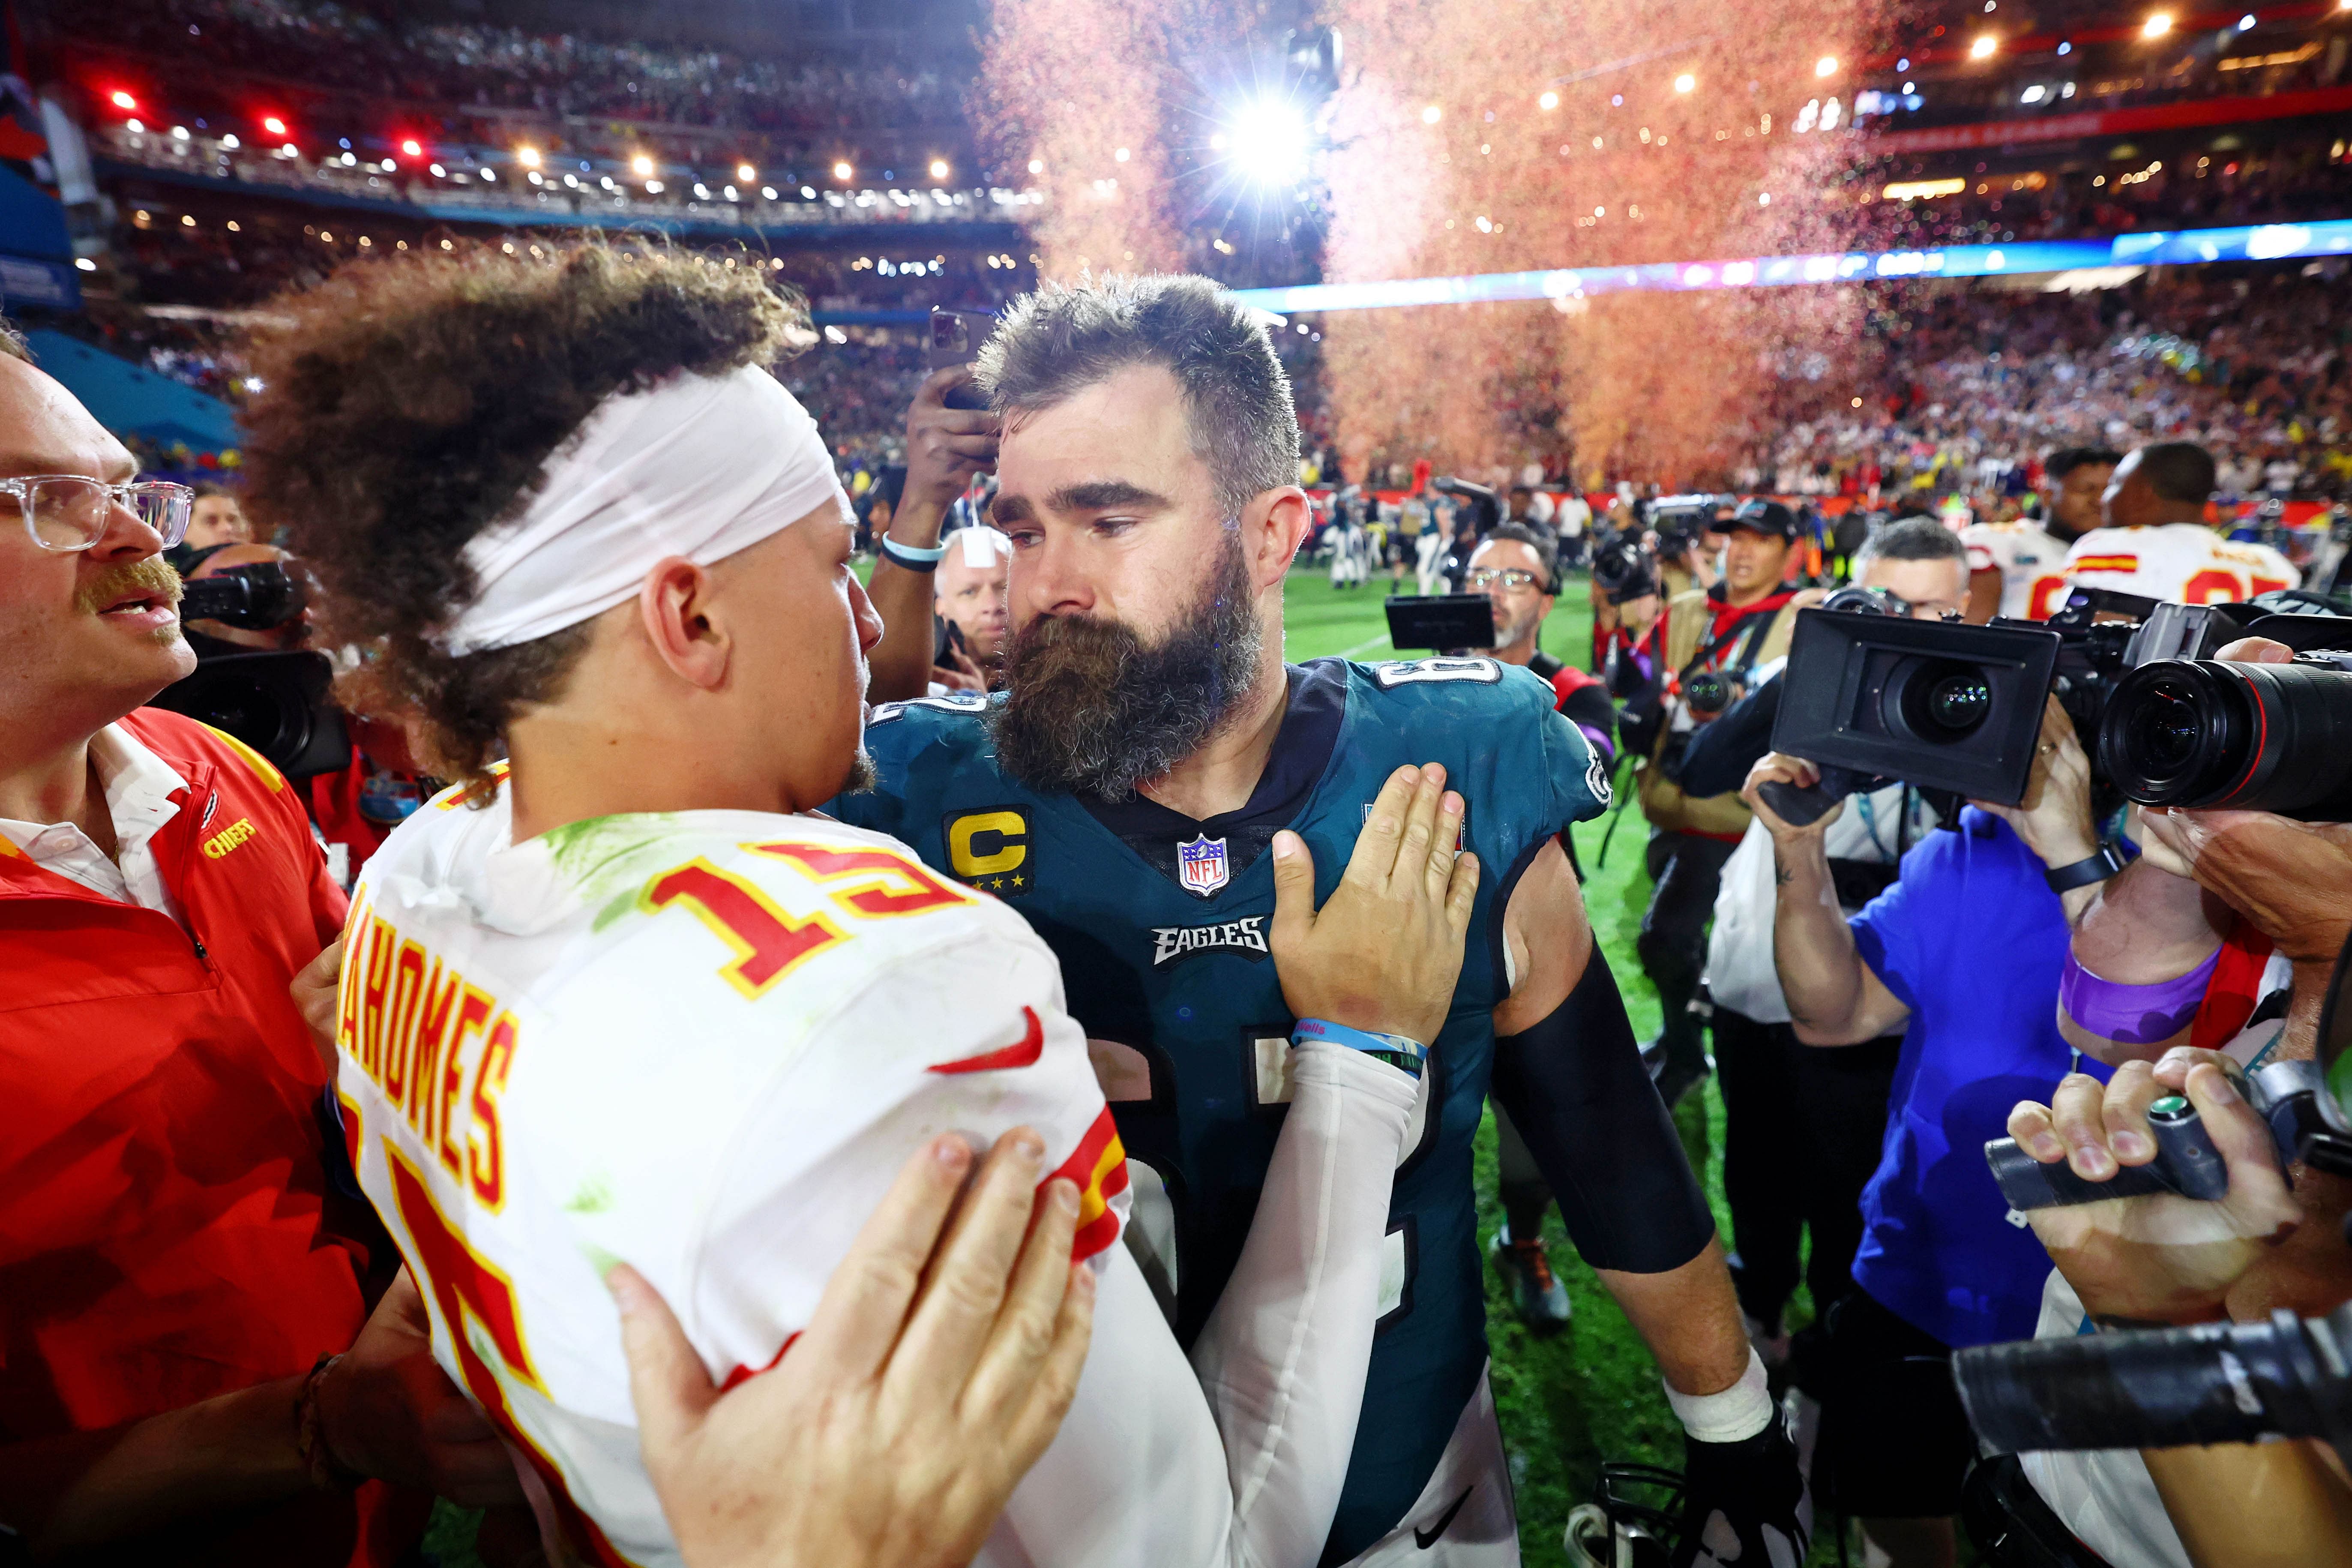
[830,656,1610,1559]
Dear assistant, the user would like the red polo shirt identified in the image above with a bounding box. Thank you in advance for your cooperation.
[0,708,421,1564]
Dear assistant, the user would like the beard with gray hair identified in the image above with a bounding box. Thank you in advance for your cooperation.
[989,528,1262,801]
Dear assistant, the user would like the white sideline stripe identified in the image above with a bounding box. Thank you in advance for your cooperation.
[1340,632,1394,659]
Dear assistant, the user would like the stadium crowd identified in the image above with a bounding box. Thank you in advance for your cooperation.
[1750,265,2352,505]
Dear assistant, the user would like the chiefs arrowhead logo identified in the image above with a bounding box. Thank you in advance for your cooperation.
[927,1006,1046,1075]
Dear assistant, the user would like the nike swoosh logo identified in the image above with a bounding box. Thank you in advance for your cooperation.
[922,1010,1044,1072]
[927,1006,1046,1075]
[1413,1485,1474,1549]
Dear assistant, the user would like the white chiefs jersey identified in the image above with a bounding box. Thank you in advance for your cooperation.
[2064,523,2298,605]
[1961,520,2074,620]
[336,767,1413,1568]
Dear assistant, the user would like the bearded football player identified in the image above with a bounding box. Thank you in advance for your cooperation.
[242,242,1489,1568]
[835,274,1806,1566]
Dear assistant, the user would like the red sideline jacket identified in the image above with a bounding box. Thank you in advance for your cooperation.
[0,709,421,1565]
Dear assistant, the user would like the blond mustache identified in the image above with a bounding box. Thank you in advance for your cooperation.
[75,556,185,617]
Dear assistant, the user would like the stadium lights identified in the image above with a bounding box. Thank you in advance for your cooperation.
[401,138,422,156]
[737,162,756,180]
[263,115,286,135]
[1674,72,1696,92]
[2237,12,2256,27]
[517,146,541,168]
[110,90,137,110]
[1971,35,1998,58]
[481,166,497,181]
[1421,104,1442,123]
[2142,12,2172,37]
[1816,56,1839,77]
[1028,158,1044,173]
[833,160,854,180]
[1228,97,1312,186]
[929,158,950,179]
[126,119,144,133]
[221,133,240,149]
[75,256,97,272]
[1115,147,1131,162]
[1539,90,1559,110]
[632,155,654,176]
[761,184,777,198]
[644,179,664,193]
[800,184,816,197]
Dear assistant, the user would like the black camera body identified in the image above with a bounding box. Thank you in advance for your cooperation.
[179,561,307,630]
[1762,591,2298,826]
[149,651,352,780]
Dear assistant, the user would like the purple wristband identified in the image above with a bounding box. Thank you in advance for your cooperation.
[2058,947,2220,1044]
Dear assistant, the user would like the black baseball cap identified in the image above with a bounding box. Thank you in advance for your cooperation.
[1726,498,1801,542]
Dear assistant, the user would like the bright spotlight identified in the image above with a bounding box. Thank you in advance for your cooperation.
[737,162,756,180]
[1420,104,1442,124]
[1816,56,1839,77]
[110,90,137,111]
[929,158,950,179]
[401,138,422,156]
[632,154,654,176]
[1229,99,1311,186]
[1027,158,1044,173]
[2141,12,2172,36]
[517,145,541,168]
[1539,90,1560,110]
[2237,11,2256,26]
[1673,72,1696,93]
[833,160,853,180]
[1970,35,1998,57]
[262,116,286,135]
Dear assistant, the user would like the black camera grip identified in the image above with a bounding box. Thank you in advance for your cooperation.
[1985,1139,2176,1210]
[1757,763,1866,828]
[1986,1094,2234,1211]
[1755,778,1840,827]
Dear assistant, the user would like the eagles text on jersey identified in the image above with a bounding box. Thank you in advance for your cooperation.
[833,657,1608,1559]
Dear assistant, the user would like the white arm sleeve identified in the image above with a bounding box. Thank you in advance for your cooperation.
[992,1040,1417,1568]
[1190,1040,1420,1566]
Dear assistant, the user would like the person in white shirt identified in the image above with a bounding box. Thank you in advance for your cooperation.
[2066,443,2298,605]
[1962,446,2117,621]
[239,243,1480,1568]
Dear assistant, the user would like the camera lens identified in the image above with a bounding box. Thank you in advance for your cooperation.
[1893,657,1992,744]
[2100,658,2352,818]
[2123,676,2204,777]
[1925,672,1991,734]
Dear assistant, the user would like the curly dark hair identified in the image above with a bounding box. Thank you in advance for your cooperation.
[239,240,809,788]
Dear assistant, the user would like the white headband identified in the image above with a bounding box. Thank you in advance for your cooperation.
[439,363,848,657]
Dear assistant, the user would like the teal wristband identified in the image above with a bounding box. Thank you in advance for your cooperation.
[879,534,949,570]
[1291,1018,1427,1079]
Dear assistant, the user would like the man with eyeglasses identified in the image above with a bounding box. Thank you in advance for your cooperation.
[0,321,512,1561]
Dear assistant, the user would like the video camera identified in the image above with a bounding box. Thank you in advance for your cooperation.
[1759,588,2352,826]
[1952,931,2352,1472]
[147,558,352,779]
[1644,494,1724,567]
[177,559,306,630]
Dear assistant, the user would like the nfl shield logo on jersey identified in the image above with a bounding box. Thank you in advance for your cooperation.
[1176,834,1230,896]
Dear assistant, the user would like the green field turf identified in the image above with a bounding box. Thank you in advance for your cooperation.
[425,567,1834,1568]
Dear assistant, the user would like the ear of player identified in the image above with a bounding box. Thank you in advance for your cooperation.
[1266,762,1479,1052]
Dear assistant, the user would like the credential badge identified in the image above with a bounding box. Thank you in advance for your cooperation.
[1176,833,1230,896]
